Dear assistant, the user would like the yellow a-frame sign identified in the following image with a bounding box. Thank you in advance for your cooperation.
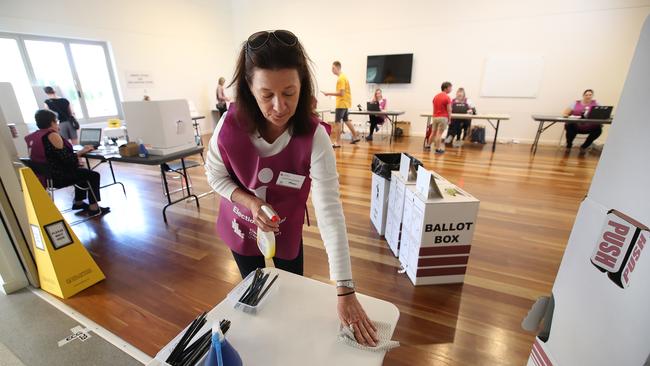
[19,167,105,298]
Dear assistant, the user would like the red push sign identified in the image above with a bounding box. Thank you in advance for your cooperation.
[591,210,649,289]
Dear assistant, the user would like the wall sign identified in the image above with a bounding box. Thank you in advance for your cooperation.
[126,71,154,88]
[44,220,73,250]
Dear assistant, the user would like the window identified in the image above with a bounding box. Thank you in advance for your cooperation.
[0,38,39,124]
[0,33,121,124]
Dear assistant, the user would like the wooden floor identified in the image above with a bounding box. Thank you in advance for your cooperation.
[56,135,599,365]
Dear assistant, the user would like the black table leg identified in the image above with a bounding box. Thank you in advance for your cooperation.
[492,119,500,152]
[531,121,544,155]
[181,158,199,209]
[161,159,200,224]
[103,160,126,196]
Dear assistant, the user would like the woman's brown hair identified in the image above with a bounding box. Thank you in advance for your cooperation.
[230,31,315,136]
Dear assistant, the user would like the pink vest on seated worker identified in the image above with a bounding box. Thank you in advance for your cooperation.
[569,99,599,132]
[24,129,73,187]
[216,104,317,260]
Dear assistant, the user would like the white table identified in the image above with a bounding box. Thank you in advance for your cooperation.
[149,269,400,366]
[530,114,613,155]
[421,113,510,152]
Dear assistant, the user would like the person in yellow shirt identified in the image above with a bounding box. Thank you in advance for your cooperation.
[322,61,360,147]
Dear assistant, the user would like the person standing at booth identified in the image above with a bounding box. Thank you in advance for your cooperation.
[365,88,387,141]
[322,61,361,147]
[216,77,231,117]
[562,89,602,154]
[43,86,79,145]
[426,81,453,153]
[205,30,378,346]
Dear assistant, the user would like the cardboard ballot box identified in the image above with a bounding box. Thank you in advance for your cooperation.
[398,168,479,285]
[384,154,421,256]
[370,172,391,236]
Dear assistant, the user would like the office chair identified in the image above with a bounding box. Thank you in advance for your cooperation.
[19,158,102,225]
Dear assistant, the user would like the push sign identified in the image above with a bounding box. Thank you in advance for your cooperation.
[591,210,649,289]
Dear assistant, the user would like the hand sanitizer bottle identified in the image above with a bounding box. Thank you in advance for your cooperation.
[138,139,148,158]
[257,206,278,259]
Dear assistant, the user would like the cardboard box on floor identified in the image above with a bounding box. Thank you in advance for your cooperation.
[399,168,479,285]
[525,16,650,366]
[384,154,420,256]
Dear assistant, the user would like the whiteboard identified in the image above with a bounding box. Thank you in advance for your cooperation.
[480,55,544,98]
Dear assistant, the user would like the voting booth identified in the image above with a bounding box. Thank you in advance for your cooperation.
[370,172,390,235]
[384,154,420,257]
[122,99,196,155]
[370,153,419,237]
[398,168,479,286]
[525,17,650,366]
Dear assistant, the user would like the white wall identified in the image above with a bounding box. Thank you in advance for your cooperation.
[0,0,237,133]
[230,0,650,144]
[2,1,648,144]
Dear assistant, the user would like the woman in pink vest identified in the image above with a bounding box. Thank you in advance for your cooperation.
[365,88,387,141]
[205,30,378,346]
[562,89,602,153]
[24,110,109,216]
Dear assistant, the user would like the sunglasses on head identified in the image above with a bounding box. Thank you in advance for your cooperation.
[247,30,298,50]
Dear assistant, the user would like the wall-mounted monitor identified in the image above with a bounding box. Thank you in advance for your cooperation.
[366,53,413,84]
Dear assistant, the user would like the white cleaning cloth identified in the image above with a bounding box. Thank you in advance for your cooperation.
[337,321,399,352]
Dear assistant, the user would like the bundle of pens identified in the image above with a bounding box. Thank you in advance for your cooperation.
[237,268,279,309]
[165,312,232,366]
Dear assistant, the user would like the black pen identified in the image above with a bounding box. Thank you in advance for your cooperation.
[253,274,279,305]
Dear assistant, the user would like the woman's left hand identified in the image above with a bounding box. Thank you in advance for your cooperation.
[337,291,379,347]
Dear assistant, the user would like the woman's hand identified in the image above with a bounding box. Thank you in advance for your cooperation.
[247,197,279,233]
[77,145,95,156]
[337,291,379,347]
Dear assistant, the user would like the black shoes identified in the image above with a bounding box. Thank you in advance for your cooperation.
[87,206,111,216]
[71,202,89,210]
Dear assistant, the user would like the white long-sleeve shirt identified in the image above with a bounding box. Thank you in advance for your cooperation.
[205,113,353,281]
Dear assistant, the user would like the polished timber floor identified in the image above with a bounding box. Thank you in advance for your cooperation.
[57,134,599,365]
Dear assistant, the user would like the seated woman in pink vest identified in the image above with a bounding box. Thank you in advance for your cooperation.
[24,110,110,216]
[205,30,378,346]
[365,88,387,141]
[562,89,602,153]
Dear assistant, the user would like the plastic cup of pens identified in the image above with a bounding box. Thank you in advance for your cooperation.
[227,268,279,314]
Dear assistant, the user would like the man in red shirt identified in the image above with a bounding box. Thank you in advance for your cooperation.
[426,81,453,153]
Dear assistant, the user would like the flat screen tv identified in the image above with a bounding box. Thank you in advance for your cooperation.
[366,53,413,84]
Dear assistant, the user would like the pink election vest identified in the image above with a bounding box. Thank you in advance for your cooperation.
[25,129,53,164]
[570,99,599,131]
[216,105,317,259]
[24,129,72,187]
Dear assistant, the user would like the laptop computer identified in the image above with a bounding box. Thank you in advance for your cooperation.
[78,128,102,148]
[588,106,613,120]
[367,102,380,111]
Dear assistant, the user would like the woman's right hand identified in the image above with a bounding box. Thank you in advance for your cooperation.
[77,145,95,156]
[248,197,280,233]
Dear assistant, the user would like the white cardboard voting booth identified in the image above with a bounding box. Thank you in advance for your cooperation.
[370,172,390,236]
[526,16,650,366]
[384,155,419,257]
[122,99,196,155]
[398,168,479,286]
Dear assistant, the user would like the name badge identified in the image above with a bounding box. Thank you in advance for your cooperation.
[276,171,306,189]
